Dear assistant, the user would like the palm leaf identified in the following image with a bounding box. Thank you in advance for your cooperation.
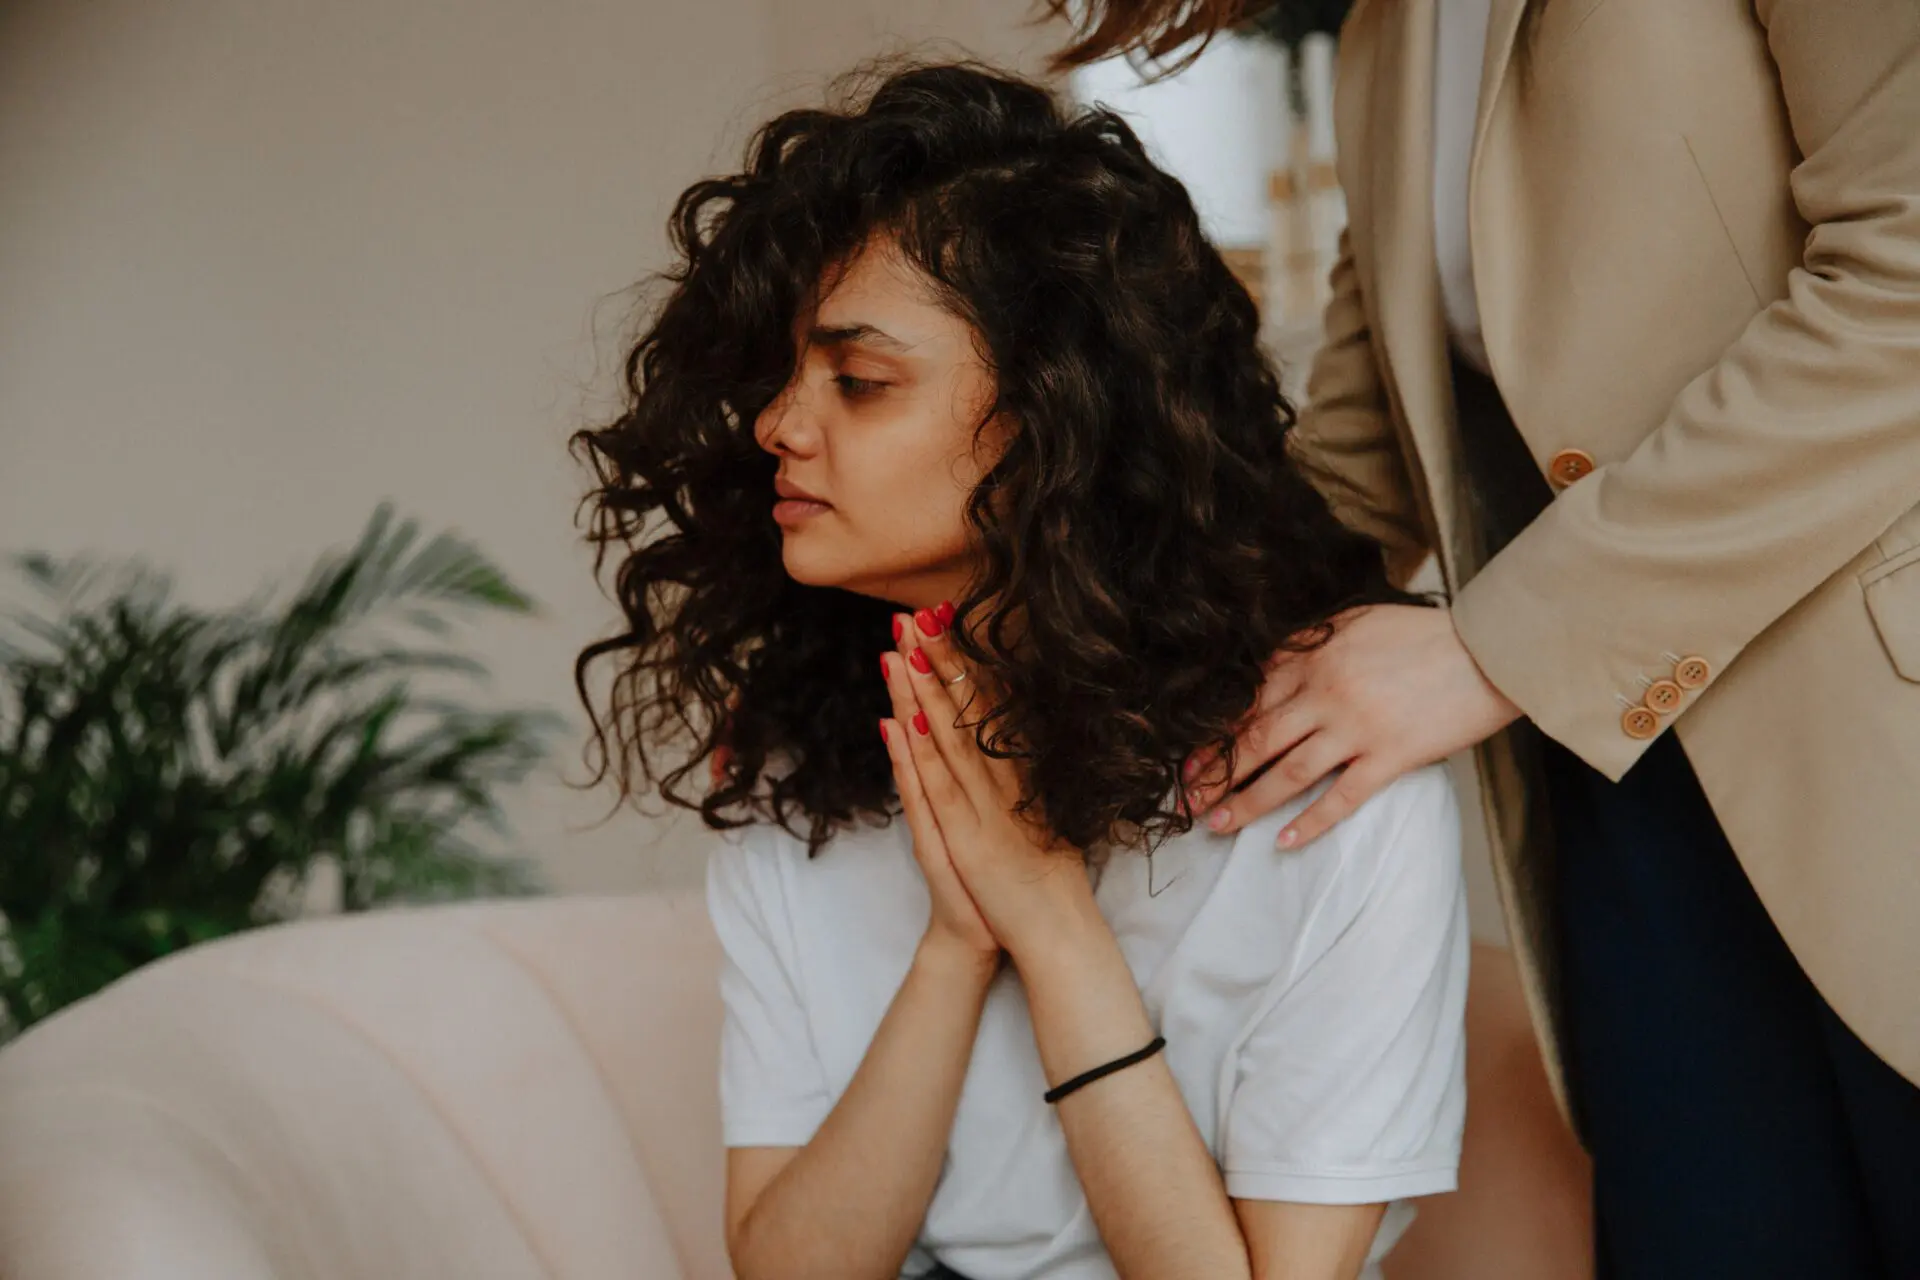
[0,505,554,1039]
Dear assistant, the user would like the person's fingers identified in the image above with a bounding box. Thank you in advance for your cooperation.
[918,599,1025,800]
[881,652,959,858]
[881,648,933,762]
[907,606,967,701]
[1273,757,1389,850]
[1182,657,1310,798]
[1255,646,1311,707]
[1185,702,1319,814]
[880,716,953,873]
[910,603,964,680]
[909,603,981,723]
[1201,728,1354,835]
[905,696,975,831]
[896,610,998,803]
[885,634,977,829]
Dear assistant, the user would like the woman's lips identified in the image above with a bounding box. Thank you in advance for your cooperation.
[772,497,832,525]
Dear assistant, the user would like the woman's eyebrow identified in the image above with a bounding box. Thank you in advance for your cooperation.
[809,323,911,352]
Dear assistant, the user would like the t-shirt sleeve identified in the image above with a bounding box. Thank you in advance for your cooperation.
[708,826,836,1149]
[1223,766,1470,1204]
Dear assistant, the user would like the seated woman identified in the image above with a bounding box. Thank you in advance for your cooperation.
[574,62,1468,1280]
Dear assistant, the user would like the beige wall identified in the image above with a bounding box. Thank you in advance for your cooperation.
[0,0,1058,897]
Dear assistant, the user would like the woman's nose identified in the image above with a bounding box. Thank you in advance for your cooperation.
[756,380,819,457]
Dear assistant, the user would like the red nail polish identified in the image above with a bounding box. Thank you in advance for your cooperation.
[915,608,943,638]
[879,654,890,680]
[909,648,932,674]
[891,615,904,643]
[935,600,955,628]
[879,719,890,744]
[913,710,930,735]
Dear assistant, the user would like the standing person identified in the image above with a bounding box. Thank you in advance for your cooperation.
[576,62,1469,1280]
[1049,1,1920,1275]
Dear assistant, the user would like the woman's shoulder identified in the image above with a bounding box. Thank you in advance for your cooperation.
[715,813,911,865]
[1324,762,1463,885]
[708,814,918,927]
[1349,762,1461,849]
[1297,764,1465,945]
[1224,764,1462,908]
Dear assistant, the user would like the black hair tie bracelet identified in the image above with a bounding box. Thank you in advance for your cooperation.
[1043,1035,1167,1105]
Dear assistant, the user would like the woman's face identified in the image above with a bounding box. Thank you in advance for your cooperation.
[755,238,1004,610]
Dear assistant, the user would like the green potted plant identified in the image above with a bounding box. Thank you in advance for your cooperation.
[0,505,557,1039]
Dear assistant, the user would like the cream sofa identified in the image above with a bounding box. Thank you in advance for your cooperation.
[0,895,1590,1279]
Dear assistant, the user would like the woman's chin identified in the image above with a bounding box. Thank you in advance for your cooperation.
[779,538,861,591]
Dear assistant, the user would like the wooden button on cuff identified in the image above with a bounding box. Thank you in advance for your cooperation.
[1548,448,1596,489]
[1674,656,1711,690]
[1645,679,1684,714]
[1622,706,1661,740]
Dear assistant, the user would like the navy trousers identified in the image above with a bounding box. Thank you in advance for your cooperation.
[1450,353,1920,1276]
[1544,733,1920,1277]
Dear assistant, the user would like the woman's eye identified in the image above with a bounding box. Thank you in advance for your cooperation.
[835,374,884,398]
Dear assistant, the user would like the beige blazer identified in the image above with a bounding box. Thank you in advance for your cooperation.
[1293,0,1920,1112]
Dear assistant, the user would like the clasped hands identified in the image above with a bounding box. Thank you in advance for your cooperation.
[879,605,1095,969]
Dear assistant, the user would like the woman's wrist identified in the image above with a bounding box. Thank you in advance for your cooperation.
[994,862,1108,973]
[914,928,1003,988]
[1007,889,1160,1097]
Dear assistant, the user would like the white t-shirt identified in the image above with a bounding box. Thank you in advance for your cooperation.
[709,766,1469,1280]
[1434,0,1495,373]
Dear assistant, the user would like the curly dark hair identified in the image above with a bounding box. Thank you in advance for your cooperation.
[573,60,1423,856]
[1041,0,1542,70]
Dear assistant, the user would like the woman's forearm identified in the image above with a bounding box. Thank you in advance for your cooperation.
[1008,892,1253,1280]
[729,935,997,1280]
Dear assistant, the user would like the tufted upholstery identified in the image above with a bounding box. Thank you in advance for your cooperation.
[0,896,1588,1279]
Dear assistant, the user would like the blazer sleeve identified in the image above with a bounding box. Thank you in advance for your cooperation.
[1289,228,1434,589]
[1450,0,1920,780]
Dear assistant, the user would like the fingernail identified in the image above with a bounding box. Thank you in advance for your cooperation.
[892,615,904,643]
[1207,808,1231,832]
[935,600,955,628]
[879,719,890,744]
[913,710,931,736]
[909,648,933,675]
[915,608,944,637]
[1277,827,1299,848]
[1185,786,1204,810]
[1182,756,1200,782]
[879,654,890,680]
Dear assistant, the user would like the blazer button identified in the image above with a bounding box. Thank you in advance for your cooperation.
[1674,656,1712,690]
[1622,706,1661,740]
[1548,448,1596,490]
[1645,679,1684,714]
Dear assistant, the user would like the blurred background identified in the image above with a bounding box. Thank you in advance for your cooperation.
[7,0,1504,935]
[0,7,1591,1277]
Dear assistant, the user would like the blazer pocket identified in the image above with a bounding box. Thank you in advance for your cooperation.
[1863,545,1920,683]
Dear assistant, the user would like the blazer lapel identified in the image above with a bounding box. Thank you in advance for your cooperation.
[1467,0,1531,406]
[1472,0,1530,167]
[1364,0,1467,579]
